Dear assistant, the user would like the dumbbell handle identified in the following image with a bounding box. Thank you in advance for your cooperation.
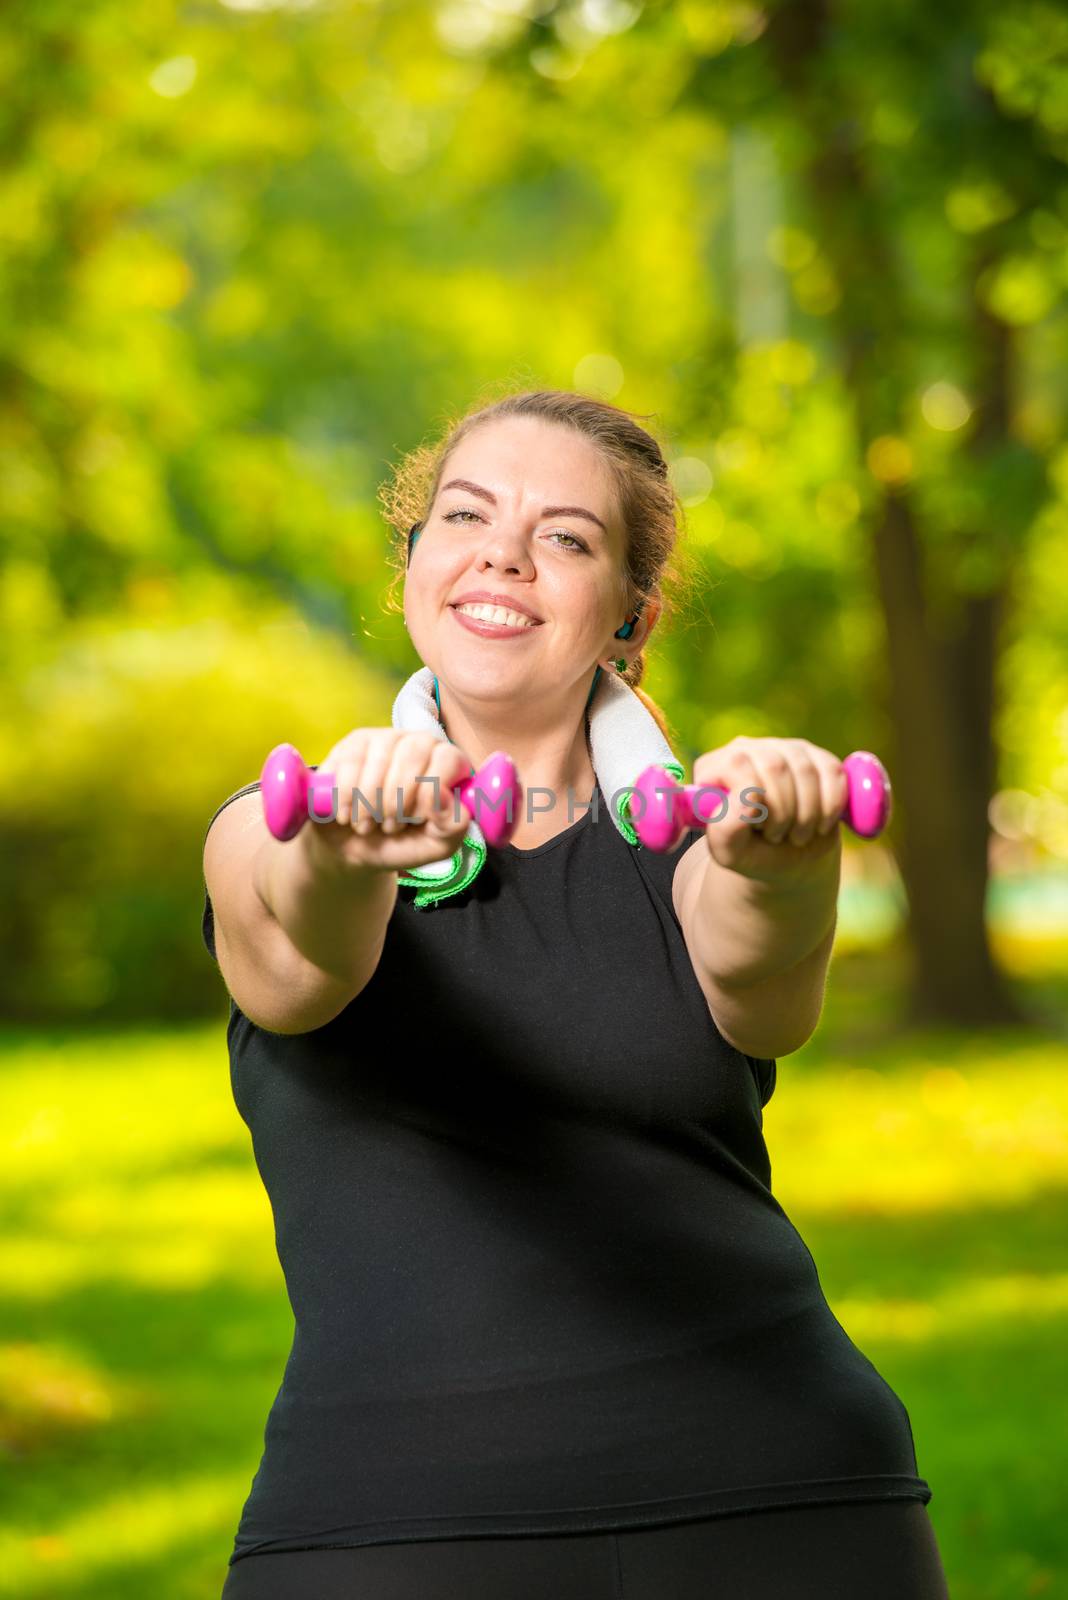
[261,744,523,849]
[631,750,892,853]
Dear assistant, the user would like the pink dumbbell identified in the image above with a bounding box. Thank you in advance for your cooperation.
[630,750,892,853]
[261,744,523,849]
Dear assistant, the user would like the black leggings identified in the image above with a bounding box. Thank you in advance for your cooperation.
[219,1498,951,1599]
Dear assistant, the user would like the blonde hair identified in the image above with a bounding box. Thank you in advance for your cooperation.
[378,382,699,747]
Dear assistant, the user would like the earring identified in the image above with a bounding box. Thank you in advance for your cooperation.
[614,658,627,674]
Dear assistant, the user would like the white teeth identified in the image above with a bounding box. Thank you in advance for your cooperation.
[455,603,536,629]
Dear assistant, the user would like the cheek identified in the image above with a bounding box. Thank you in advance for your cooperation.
[401,586,428,648]
[579,585,623,641]
[403,557,453,634]
[545,570,615,622]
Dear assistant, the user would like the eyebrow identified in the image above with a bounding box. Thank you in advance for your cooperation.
[440,478,608,534]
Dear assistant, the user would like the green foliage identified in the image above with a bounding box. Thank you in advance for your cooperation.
[1,0,1066,1014]
[0,575,398,1021]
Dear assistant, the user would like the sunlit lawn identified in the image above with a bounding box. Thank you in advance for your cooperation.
[1,934,1066,1599]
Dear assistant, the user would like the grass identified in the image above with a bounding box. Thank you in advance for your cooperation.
[1,938,1066,1598]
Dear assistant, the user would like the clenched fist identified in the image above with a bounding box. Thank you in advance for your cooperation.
[693,736,848,885]
[300,729,475,875]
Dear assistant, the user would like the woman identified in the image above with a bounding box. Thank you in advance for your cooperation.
[202,388,951,1598]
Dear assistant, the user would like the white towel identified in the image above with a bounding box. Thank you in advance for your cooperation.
[392,665,685,908]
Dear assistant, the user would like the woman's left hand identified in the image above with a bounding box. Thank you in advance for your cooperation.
[692,736,849,886]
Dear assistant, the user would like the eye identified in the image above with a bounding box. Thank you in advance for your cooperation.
[442,508,588,553]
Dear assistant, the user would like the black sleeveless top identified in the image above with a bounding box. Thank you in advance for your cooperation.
[202,779,931,1567]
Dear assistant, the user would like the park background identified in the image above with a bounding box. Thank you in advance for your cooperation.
[2,0,1067,1594]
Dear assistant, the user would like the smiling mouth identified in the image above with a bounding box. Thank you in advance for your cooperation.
[449,602,543,632]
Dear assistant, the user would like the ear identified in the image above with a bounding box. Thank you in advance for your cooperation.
[629,596,662,650]
[601,598,662,671]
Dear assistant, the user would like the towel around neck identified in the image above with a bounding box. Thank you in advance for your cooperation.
[391,666,684,908]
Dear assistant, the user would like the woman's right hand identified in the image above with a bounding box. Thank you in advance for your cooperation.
[298,729,475,874]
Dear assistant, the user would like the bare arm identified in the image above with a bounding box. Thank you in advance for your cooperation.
[205,793,397,1035]
[674,836,839,1059]
[252,819,398,987]
[205,728,474,1035]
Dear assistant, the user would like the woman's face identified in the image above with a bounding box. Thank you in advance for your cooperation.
[403,415,631,706]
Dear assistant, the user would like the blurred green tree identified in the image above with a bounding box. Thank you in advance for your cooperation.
[1,0,1065,1023]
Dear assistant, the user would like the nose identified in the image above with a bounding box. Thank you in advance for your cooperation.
[474,521,536,577]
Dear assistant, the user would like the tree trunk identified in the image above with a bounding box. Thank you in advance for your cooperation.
[759,0,1027,1025]
[871,495,1021,1024]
